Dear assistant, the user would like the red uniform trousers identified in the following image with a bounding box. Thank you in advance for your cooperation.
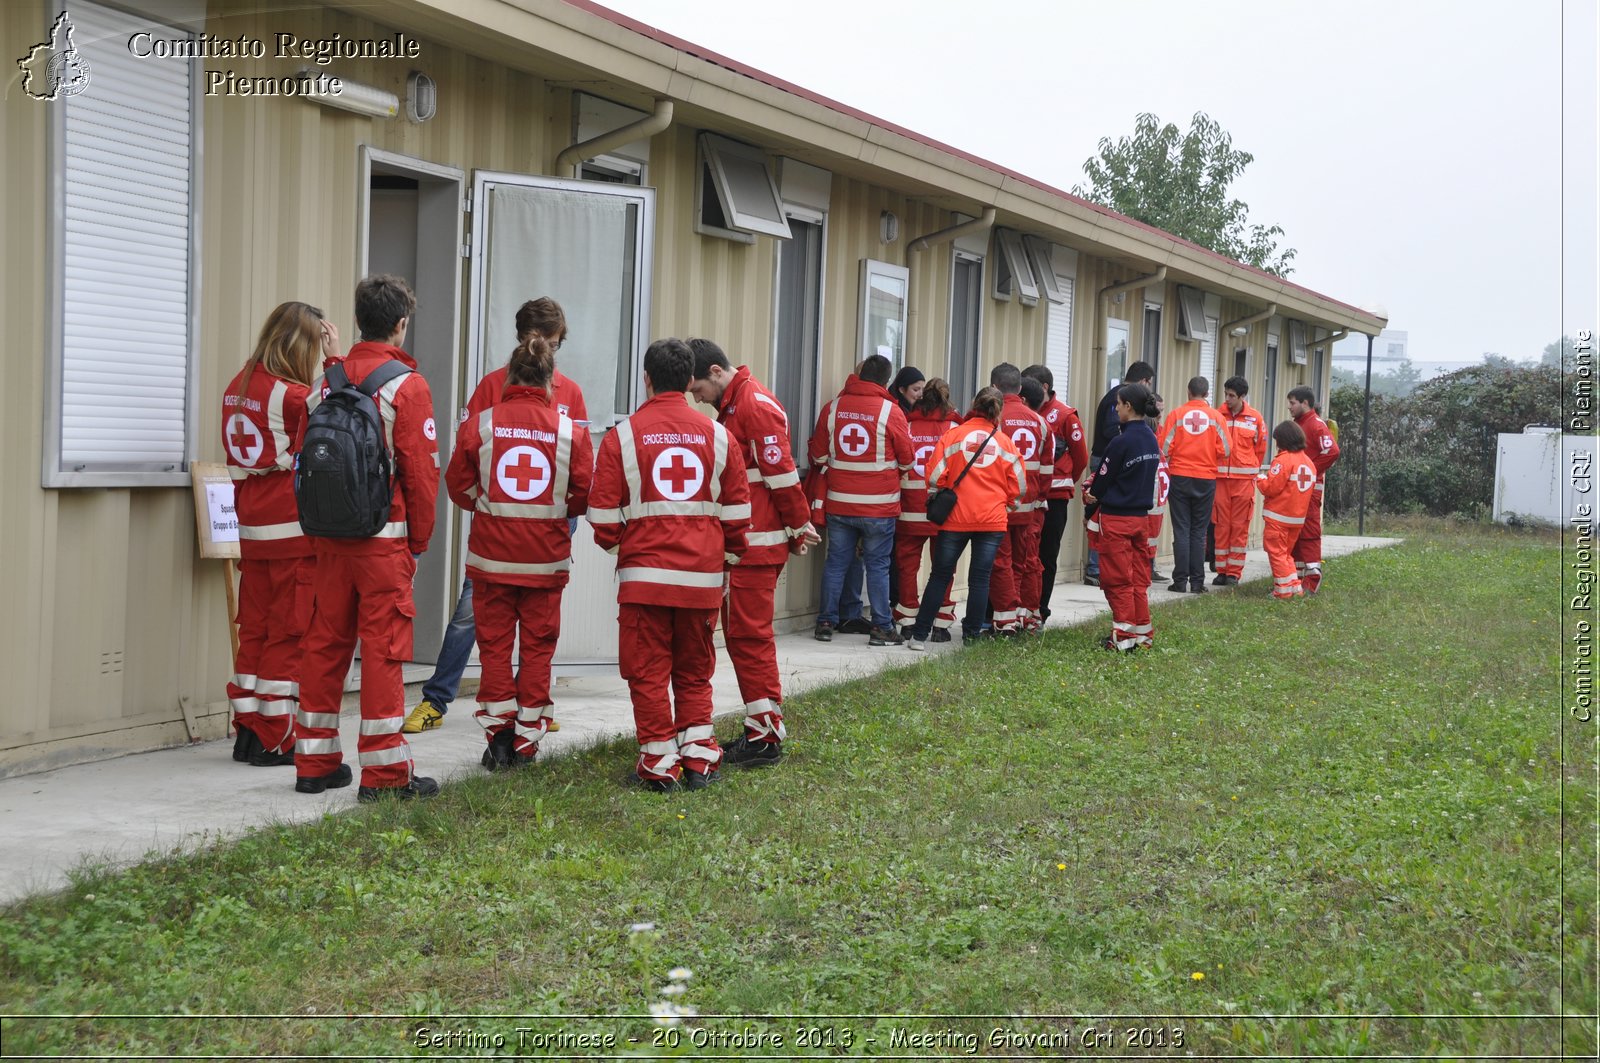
[618,602,722,781]
[227,557,314,754]
[1213,478,1256,579]
[1098,513,1153,650]
[1291,490,1326,592]
[296,551,417,789]
[1019,512,1044,628]
[473,582,562,756]
[987,522,1040,631]
[1266,519,1306,599]
[1144,513,1165,568]
[892,532,956,632]
[722,564,786,744]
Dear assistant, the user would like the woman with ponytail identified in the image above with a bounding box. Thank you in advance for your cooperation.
[446,329,593,772]
[905,387,1027,650]
[1081,382,1160,650]
[223,301,338,766]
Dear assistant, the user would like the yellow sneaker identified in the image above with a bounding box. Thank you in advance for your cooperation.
[547,720,561,733]
[401,700,445,734]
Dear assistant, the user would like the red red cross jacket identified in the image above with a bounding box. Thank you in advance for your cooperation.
[898,408,961,538]
[446,385,593,588]
[303,343,439,557]
[1039,395,1089,500]
[806,375,914,518]
[998,393,1053,526]
[1294,408,1341,490]
[464,365,589,427]
[1216,400,1269,478]
[1257,449,1319,524]
[222,366,311,559]
[588,391,751,609]
[713,366,810,566]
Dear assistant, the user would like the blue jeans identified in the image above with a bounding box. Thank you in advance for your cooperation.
[838,553,867,622]
[819,515,896,629]
[913,530,1004,639]
[421,578,475,711]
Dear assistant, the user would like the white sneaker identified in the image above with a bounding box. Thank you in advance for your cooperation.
[907,637,926,652]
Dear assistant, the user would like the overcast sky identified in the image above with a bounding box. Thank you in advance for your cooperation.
[598,0,1597,373]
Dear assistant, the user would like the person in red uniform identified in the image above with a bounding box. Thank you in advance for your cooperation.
[1082,383,1161,651]
[905,388,1027,649]
[589,339,751,792]
[984,364,1051,636]
[1017,377,1057,633]
[1212,376,1268,587]
[404,297,584,736]
[1022,365,1088,623]
[295,275,441,802]
[688,338,819,768]
[446,332,592,772]
[222,301,333,767]
[891,378,961,639]
[1257,420,1318,599]
[1158,377,1232,594]
[807,354,914,645]
[1288,386,1340,594]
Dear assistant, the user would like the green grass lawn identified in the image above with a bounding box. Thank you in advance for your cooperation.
[1,523,1590,1059]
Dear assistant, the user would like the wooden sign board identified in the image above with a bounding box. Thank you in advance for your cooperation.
[190,462,241,560]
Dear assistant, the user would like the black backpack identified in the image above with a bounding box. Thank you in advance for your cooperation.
[295,360,412,538]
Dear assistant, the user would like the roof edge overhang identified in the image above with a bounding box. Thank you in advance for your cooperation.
[367,0,1388,335]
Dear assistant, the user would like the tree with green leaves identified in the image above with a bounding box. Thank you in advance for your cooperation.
[1074,111,1297,277]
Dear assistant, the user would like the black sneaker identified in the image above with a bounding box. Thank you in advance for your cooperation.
[1225,575,1241,587]
[481,730,516,773]
[868,625,904,646]
[683,767,721,790]
[295,763,353,794]
[1150,571,1168,582]
[232,728,263,764]
[249,748,295,767]
[1168,581,1188,593]
[357,776,441,803]
[837,617,873,635]
[1190,583,1209,594]
[1083,574,1100,587]
[1211,573,1229,586]
[631,773,682,793]
[930,628,952,643]
[813,620,834,642]
[723,735,783,768]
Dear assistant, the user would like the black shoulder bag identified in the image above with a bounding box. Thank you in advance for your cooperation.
[925,425,998,526]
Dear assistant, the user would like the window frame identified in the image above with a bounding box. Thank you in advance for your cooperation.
[769,205,827,464]
[1022,235,1066,303]
[43,0,203,489]
[695,132,792,242]
[859,258,911,369]
[1175,284,1208,342]
[991,228,1040,306]
[947,249,985,403]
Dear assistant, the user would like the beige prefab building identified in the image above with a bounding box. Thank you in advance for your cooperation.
[0,0,1386,776]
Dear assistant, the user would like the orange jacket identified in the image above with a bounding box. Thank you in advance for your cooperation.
[1158,398,1231,480]
[926,416,1027,532]
[1215,400,1268,478]
[1256,449,1319,525]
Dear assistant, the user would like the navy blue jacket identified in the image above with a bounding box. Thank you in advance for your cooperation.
[1091,420,1160,516]
[1090,383,1121,459]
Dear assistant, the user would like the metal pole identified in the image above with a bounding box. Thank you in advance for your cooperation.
[1358,332,1375,535]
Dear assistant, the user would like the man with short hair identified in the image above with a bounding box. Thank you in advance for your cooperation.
[295,274,441,802]
[1213,376,1268,586]
[807,354,914,646]
[688,339,820,768]
[1288,386,1340,593]
[1086,360,1154,585]
[1157,376,1232,594]
[1022,364,1088,622]
[589,339,751,791]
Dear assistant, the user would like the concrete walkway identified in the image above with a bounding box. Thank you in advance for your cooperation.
[0,536,1396,904]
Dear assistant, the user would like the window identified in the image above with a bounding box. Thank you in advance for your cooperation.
[1233,348,1249,381]
[1289,320,1309,365]
[1175,285,1208,342]
[948,252,984,402]
[47,0,199,487]
[1312,342,1326,393]
[772,213,824,462]
[1262,334,1280,435]
[574,93,649,186]
[1387,341,1405,359]
[1142,301,1162,378]
[1022,236,1067,303]
[991,228,1039,305]
[696,133,791,242]
[860,260,909,367]
[1198,316,1218,386]
[1106,317,1131,385]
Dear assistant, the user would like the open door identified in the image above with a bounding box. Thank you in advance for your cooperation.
[466,171,655,665]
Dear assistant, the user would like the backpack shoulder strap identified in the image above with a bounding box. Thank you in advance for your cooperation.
[323,362,351,392]
[356,359,411,399]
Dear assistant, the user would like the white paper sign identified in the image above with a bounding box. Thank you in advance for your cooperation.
[206,483,239,543]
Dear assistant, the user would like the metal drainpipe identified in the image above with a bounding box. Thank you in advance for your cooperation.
[906,207,996,253]
[1220,303,1278,337]
[1358,331,1374,535]
[555,98,674,178]
[1098,266,1167,305]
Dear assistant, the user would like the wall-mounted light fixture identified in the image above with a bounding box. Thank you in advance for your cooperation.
[303,71,399,119]
[406,71,436,123]
[880,210,899,243]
